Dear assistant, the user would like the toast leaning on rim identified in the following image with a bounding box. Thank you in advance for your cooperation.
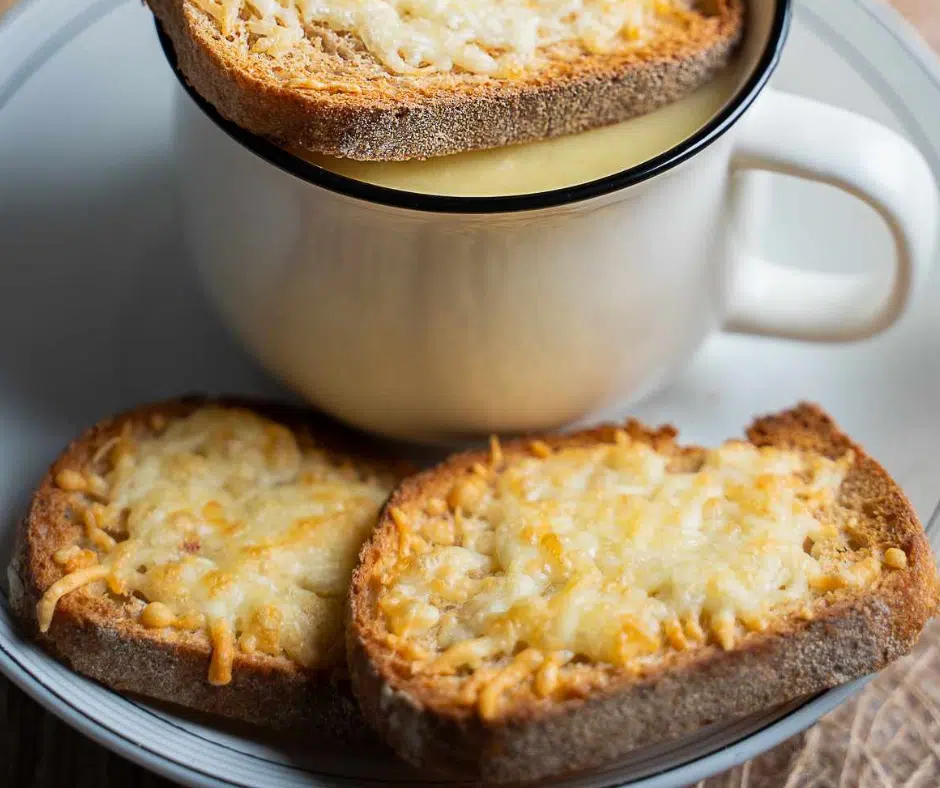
[147,0,745,160]
[8,397,410,733]
[348,404,940,782]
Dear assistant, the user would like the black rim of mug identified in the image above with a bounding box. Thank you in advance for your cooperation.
[156,0,792,215]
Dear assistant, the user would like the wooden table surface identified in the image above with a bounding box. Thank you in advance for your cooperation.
[902,0,940,49]
[1,1,939,787]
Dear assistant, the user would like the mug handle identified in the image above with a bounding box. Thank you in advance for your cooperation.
[726,89,938,342]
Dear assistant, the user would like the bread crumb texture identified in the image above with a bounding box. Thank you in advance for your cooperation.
[146,0,743,159]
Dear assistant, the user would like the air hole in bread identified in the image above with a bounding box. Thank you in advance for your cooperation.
[846,533,868,551]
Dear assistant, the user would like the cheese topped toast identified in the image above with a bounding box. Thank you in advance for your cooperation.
[147,0,744,160]
[348,404,939,781]
[8,397,409,731]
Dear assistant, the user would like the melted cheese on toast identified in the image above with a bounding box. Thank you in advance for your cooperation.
[40,406,394,684]
[373,433,896,717]
[190,0,698,76]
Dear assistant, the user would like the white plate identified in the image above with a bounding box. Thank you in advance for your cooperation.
[1,1,940,785]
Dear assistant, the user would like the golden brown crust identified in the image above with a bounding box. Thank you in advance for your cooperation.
[6,395,409,734]
[347,403,940,782]
[146,0,745,161]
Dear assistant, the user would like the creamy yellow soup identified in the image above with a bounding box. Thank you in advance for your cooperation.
[292,66,742,197]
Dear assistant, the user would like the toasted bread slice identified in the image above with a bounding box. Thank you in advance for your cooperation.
[147,0,744,160]
[7,396,410,732]
[348,404,939,781]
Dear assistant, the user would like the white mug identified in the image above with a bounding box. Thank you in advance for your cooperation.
[162,0,938,442]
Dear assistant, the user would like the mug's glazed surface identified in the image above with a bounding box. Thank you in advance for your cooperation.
[178,93,738,438]
[163,0,936,440]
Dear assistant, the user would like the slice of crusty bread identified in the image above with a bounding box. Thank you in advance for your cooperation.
[7,396,410,734]
[147,0,744,161]
[348,404,940,782]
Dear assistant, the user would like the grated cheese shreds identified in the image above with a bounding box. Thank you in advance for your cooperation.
[379,439,863,679]
[188,0,696,75]
[42,407,393,679]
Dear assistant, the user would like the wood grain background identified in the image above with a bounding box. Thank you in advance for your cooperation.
[0,1,938,787]
[901,0,940,48]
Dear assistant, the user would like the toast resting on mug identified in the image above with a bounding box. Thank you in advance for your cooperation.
[147,0,744,160]
[8,397,410,732]
[348,404,940,782]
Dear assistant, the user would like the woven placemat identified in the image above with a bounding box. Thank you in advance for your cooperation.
[699,618,940,787]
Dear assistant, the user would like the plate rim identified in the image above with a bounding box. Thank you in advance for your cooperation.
[1,0,939,786]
